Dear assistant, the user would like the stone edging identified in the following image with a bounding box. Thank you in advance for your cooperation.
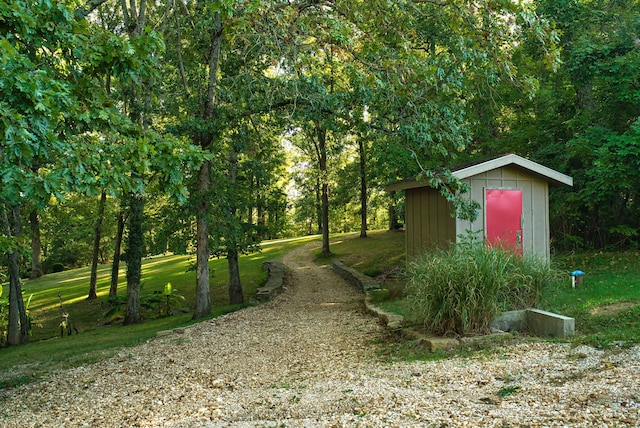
[332,261,404,330]
[254,261,286,302]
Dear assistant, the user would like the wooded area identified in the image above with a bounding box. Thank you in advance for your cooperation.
[2,0,639,346]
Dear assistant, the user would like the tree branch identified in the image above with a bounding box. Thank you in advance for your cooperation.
[75,0,109,18]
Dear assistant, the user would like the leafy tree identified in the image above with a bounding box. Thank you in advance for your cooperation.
[1,0,203,340]
[0,0,129,344]
[471,0,640,249]
[161,0,293,310]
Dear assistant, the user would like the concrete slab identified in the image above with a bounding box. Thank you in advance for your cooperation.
[423,337,460,352]
[492,310,527,332]
[527,308,575,338]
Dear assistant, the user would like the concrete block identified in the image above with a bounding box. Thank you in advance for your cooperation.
[332,261,380,292]
[364,295,404,330]
[492,310,527,332]
[526,308,575,338]
[423,337,460,352]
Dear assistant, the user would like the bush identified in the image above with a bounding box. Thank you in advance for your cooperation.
[406,239,555,336]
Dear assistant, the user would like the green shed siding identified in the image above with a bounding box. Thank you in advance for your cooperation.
[405,187,456,259]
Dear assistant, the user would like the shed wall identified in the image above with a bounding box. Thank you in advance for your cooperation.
[405,187,456,259]
[455,165,550,261]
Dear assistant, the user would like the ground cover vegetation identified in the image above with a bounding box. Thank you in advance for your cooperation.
[1,0,638,365]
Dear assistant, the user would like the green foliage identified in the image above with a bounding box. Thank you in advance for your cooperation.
[498,385,521,398]
[543,250,640,349]
[102,282,186,322]
[406,237,554,335]
[466,0,640,251]
[0,290,40,345]
[39,193,118,271]
[0,287,7,344]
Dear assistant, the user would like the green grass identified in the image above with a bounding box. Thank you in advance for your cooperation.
[314,230,406,276]
[0,235,319,387]
[541,250,640,348]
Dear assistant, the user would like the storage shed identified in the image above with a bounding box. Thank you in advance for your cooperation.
[386,154,573,262]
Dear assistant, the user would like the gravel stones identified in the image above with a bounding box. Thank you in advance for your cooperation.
[0,243,638,427]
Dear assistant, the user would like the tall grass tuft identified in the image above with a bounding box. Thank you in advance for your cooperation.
[406,237,555,336]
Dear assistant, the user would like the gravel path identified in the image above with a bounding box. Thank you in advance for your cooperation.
[1,242,639,427]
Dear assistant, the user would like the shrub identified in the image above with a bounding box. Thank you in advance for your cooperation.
[406,239,555,336]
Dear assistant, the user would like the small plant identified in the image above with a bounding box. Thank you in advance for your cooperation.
[156,282,185,318]
[498,385,521,398]
[102,295,127,322]
[24,293,42,337]
[57,293,77,336]
[103,283,185,322]
[0,287,8,345]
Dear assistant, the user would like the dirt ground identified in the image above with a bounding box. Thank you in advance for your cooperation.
[0,242,638,427]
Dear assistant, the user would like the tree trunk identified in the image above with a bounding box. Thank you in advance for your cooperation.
[120,0,147,325]
[257,182,265,239]
[29,209,43,279]
[88,190,107,300]
[358,139,368,238]
[315,177,323,235]
[192,11,222,319]
[317,126,330,256]
[109,210,125,298]
[227,249,244,305]
[193,160,212,319]
[124,192,144,325]
[388,191,400,230]
[2,206,29,345]
[226,148,245,305]
[248,175,254,225]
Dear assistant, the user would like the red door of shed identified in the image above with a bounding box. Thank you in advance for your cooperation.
[485,189,523,254]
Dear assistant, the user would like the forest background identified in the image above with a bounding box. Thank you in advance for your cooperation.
[2,0,639,346]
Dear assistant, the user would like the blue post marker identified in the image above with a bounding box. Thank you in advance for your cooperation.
[571,270,585,288]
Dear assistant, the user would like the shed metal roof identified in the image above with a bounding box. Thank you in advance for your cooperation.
[385,154,573,192]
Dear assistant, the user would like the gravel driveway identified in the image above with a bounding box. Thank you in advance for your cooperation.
[1,242,639,427]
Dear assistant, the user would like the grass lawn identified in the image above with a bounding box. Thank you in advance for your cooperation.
[0,235,319,388]
[544,251,640,348]
[315,229,406,276]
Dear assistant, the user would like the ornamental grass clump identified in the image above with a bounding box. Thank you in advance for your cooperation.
[406,238,554,336]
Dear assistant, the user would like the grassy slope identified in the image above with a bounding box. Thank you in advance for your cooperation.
[0,235,319,387]
[316,230,406,275]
